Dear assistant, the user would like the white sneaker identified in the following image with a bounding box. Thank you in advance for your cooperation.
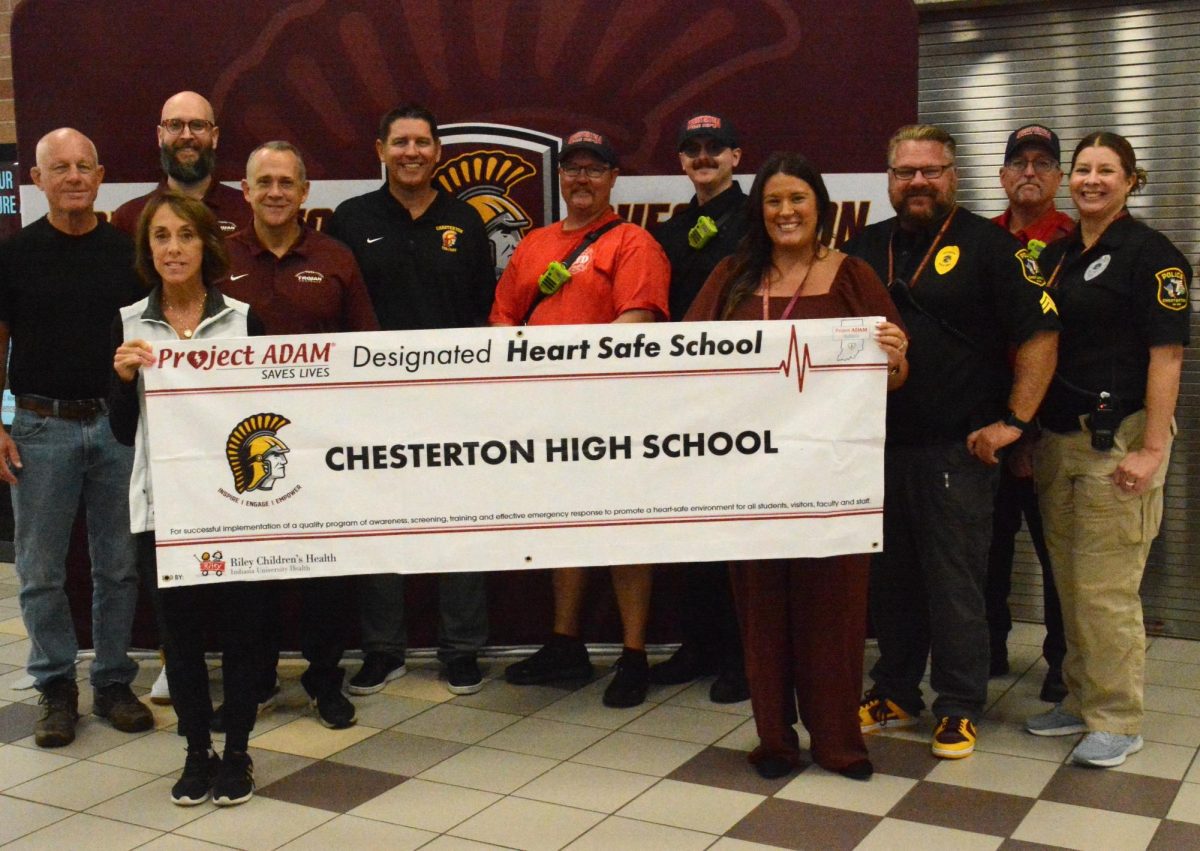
[1071,731,1143,768]
[150,664,172,706]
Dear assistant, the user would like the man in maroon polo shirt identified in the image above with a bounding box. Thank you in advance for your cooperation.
[986,123,1073,702]
[110,91,251,236]
[220,140,379,729]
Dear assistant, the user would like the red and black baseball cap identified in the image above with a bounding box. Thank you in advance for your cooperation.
[560,130,618,168]
[1004,123,1060,162]
[677,113,739,150]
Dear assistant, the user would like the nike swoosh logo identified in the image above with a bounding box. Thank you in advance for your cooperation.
[367,236,384,244]
[230,274,249,281]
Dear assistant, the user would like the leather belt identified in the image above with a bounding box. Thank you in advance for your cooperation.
[16,396,106,421]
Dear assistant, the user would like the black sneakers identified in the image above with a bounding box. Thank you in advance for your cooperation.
[347,653,408,696]
[212,749,254,806]
[34,678,79,748]
[312,688,357,729]
[505,635,593,685]
[171,748,220,806]
[446,657,484,695]
[648,643,716,685]
[602,650,649,708]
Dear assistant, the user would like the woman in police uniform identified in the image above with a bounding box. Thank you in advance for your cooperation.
[1025,132,1190,768]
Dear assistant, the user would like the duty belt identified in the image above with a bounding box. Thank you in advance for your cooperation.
[16,396,106,421]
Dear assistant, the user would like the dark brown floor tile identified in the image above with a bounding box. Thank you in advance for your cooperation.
[727,798,880,851]
[1040,765,1180,819]
[890,780,1034,836]
[1149,819,1200,850]
[668,746,798,795]
[257,760,405,812]
[999,840,1074,850]
[0,701,39,743]
[864,734,939,780]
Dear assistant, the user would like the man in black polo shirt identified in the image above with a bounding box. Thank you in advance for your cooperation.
[327,105,495,696]
[844,124,1059,760]
[221,141,380,728]
[0,128,152,747]
[649,113,748,702]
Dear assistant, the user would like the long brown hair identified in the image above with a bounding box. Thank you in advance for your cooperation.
[134,190,230,288]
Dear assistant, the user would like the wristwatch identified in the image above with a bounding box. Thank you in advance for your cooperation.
[1003,410,1033,433]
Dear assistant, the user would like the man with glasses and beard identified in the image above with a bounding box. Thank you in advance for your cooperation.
[844,124,1059,760]
[111,91,251,236]
[648,113,749,704]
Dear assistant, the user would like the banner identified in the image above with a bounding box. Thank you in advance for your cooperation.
[143,319,887,587]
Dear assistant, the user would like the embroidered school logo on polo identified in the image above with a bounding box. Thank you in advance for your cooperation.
[1156,267,1188,311]
[438,225,462,253]
[295,270,325,284]
[1084,254,1110,281]
[934,246,959,275]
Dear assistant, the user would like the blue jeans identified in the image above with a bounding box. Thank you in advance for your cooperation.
[11,404,139,689]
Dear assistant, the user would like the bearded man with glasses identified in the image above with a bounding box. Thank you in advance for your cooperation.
[111,91,251,237]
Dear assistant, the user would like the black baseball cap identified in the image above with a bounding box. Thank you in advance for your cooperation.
[677,113,739,151]
[1005,124,1060,162]
[560,130,618,168]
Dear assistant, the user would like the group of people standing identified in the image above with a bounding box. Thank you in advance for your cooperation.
[0,89,1188,810]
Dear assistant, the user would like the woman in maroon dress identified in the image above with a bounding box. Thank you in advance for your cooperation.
[686,152,908,780]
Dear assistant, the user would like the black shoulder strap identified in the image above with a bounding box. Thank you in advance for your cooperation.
[522,219,625,325]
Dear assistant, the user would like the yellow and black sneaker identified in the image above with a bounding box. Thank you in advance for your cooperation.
[858,692,918,734]
[932,716,977,759]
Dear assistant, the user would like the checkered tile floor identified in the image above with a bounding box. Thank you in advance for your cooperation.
[2,563,1200,850]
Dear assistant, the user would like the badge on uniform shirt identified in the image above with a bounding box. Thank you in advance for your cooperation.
[934,246,959,275]
[1015,248,1045,286]
[1084,254,1110,281]
[438,225,463,252]
[1156,267,1188,311]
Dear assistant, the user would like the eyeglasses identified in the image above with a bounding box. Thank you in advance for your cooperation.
[889,164,954,181]
[680,140,729,159]
[560,163,610,179]
[160,118,215,136]
[1004,157,1059,174]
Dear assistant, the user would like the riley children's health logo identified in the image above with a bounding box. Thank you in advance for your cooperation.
[194,550,226,577]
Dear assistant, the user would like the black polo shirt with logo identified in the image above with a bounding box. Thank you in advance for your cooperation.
[654,183,748,321]
[844,206,1061,445]
[325,186,495,330]
[222,226,379,334]
[1036,214,1190,425]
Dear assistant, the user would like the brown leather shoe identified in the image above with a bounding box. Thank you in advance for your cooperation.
[93,683,154,733]
[35,679,79,748]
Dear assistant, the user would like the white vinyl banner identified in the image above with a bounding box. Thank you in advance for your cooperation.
[143,319,887,587]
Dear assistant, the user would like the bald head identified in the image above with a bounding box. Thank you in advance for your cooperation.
[158,90,220,188]
[161,91,215,124]
[31,128,104,230]
[35,128,99,172]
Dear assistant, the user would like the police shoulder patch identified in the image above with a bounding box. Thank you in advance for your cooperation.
[1015,248,1045,286]
[1156,267,1188,311]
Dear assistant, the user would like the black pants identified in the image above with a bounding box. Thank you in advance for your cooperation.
[137,532,264,751]
[256,576,355,698]
[670,561,744,674]
[984,466,1066,671]
[869,442,998,722]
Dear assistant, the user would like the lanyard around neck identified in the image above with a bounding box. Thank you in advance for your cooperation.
[887,206,957,288]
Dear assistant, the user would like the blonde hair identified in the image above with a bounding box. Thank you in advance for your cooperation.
[886,124,956,166]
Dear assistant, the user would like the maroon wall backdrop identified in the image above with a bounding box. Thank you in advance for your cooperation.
[11,0,917,651]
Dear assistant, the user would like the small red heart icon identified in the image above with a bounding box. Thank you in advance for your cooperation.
[187,350,208,369]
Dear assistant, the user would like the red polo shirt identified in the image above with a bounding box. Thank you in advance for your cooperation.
[992,205,1074,249]
[110,180,252,237]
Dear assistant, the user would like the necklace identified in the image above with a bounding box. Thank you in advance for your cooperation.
[162,292,205,339]
[762,250,819,321]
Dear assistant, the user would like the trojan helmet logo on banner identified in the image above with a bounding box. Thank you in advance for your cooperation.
[436,124,561,277]
[226,413,292,494]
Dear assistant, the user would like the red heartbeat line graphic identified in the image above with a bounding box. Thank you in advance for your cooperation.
[778,325,878,393]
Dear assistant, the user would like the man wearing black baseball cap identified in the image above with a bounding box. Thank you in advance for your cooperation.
[995,123,1074,247]
[648,112,749,703]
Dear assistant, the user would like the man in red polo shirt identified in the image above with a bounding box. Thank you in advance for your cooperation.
[221,141,378,729]
[986,123,1072,702]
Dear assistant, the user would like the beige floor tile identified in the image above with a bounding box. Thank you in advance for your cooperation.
[663,679,753,716]
[1145,658,1200,689]
[0,638,31,666]
[776,765,915,815]
[925,749,1058,797]
[570,731,705,776]
[1144,710,1200,748]
[418,745,557,794]
[515,761,658,813]
[0,743,76,789]
[0,794,72,844]
[248,716,380,759]
[1112,739,1195,780]
[0,615,26,636]
[1148,637,1200,663]
[1168,782,1200,824]
[246,746,316,787]
[327,729,465,776]
[565,814,716,850]
[348,778,500,832]
[480,716,610,760]
[10,715,153,760]
[350,692,439,730]
[451,795,604,851]
[381,665,457,703]
[617,778,763,834]
[1186,754,1200,785]
[2,812,159,850]
[91,729,191,775]
[6,758,156,810]
[420,836,519,850]
[973,719,1077,763]
[137,836,239,850]
[856,817,1002,850]
[1012,799,1160,850]
[713,717,761,752]
[532,686,654,729]
[1145,683,1200,717]
[621,703,746,745]
[395,703,520,744]
[709,839,799,851]
[450,678,573,716]
[176,796,335,850]
[86,776,211,831]
[277,813,436,850]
